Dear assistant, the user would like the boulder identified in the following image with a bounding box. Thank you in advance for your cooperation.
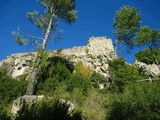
[11,95,44,116]
[135,60,160,77]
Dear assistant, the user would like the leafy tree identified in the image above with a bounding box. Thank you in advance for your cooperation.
[13,0,77,95]
[136,26,160,69]
[114,6,160,69]
[113,6,141,53]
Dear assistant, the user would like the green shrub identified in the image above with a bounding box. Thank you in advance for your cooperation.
[0,67,8,78]
[37,77,60,94]
[66,73,91,95]
[90,71,105,83]
[15,99,82,120]
[108,57,146,93]
[135,48,160,64]
[0,77,27,104]
[106,81,160,120]
[36,56,74,94]
[75,62,92,79]
[0,73,27,119]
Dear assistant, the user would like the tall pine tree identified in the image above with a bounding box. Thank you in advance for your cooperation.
[14,0,77,95]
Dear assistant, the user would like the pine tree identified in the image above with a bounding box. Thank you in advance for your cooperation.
[13,0,77,95]
[113,6,141,52]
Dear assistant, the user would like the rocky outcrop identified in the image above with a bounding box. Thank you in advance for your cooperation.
[11,95,44,116]
[58,99,75,116]
[11,96,75,118]
[0,36,116,78]
[0,53,36,78]
[135,60,160,77]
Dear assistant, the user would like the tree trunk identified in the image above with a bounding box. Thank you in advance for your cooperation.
[152,52,160,70]
[114,39,118,57]
[26,13,54,95]
[147,44,160,70]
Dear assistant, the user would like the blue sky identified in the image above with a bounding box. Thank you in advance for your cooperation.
[0,0,160,63]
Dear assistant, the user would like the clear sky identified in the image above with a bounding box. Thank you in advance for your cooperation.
[0,0,160,63]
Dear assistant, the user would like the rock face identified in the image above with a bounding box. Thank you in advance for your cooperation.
[0,53,36,78]
[0,36,116,78]
[135,60,160,77]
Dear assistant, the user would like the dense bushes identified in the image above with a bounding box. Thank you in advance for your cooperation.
[106,81,160,120]
[15,99,82,120]
[135,48,160,64]
[108,57,146,93]
[66,62,92,95]
[36,56,74,94]
[66,73,91,95]
[0,69,27,119]
[37,58,94,95]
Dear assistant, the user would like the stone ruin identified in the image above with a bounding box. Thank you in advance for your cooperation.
[0,36,116,78]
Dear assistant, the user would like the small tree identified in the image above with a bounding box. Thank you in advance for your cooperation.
[13,0,77,95]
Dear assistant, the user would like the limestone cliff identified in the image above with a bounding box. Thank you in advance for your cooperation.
[0,36,116,78]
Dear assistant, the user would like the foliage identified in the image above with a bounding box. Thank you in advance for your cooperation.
[90,71,105,88]
[135,48,160,64]
[0,77,27,105]
[136,26,160,48]
[36,56,74,94]
[0,71,27,119]
[114,6,160,66]
[15,36,25,45]
[66,62,92,95]
[113,5,141,48]
[0,67,8,78]
[80,89,106,120]
[136,26,160,67]
[66,72,91,95]
[15,86,107,120]
[90,71,105,83]
[106,81,160,120]
[14,0,77,47]
[75,62,92,79]
[15,99,82,120]
[108,57,146,93]
[13,0,77,95]
[41,0,77,24]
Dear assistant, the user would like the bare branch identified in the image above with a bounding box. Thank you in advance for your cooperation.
[25,33,44,41]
